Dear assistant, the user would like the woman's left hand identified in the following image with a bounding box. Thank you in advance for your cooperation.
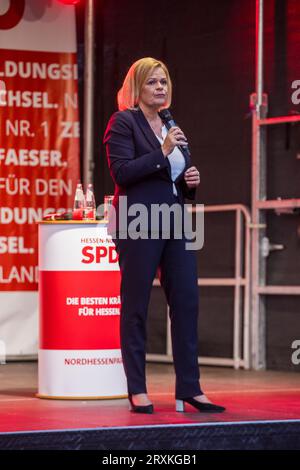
[184,166,200,188]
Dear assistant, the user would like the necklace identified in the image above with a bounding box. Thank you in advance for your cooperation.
[148,119,163,139]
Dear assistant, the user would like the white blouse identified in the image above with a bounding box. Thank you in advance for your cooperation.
[155,125,186,196]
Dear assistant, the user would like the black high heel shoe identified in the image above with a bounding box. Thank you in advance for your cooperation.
[128,394,154,414]
[176,397,226,413]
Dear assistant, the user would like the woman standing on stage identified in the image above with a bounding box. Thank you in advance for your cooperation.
[104,57,225,414]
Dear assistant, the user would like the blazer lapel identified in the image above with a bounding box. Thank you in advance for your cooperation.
[132,108,162,150]
[131,108,172,179]
[130,107,193,182]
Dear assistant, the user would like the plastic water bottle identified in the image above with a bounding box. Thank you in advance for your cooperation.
[73,182,85,220]
[84,183,96,220]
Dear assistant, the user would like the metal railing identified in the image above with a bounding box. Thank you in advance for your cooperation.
[147,203,251,370]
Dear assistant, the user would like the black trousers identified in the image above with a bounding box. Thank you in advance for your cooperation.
[113,229,203,399]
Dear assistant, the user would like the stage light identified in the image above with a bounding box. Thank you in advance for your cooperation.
[58,0,81,5]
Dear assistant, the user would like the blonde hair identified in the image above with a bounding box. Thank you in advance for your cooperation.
[117,57,172,111]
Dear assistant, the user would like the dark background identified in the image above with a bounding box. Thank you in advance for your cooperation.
[76,0,300,371]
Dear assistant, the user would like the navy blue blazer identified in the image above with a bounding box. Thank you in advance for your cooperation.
[103,107,196,235]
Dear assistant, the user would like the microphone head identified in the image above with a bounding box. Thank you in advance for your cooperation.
[158,108,173,122]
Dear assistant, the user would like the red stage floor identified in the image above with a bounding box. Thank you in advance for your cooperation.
[0,362,299,433]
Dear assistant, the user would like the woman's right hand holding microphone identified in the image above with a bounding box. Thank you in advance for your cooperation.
[161,126,188,157]
[161,126,200,188]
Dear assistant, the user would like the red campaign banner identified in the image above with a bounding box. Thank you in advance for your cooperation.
[0,49,80,291]
[39,271,122,350]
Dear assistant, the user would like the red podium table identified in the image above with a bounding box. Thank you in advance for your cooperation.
[38,221,127,399]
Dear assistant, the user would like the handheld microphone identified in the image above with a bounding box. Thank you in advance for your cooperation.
[158,109,191,158]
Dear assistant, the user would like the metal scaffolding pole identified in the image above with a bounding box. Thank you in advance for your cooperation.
[251,0,300,370]
[83,0,95,187]
[251,0,267,370]
[256,0,264,110]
